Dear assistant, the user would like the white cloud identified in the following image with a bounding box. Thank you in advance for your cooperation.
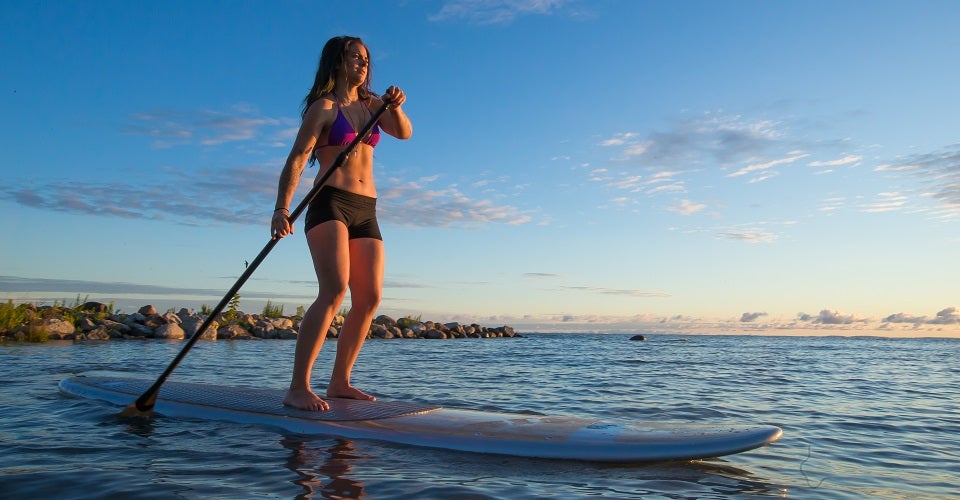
[809,154,862,168]
[429,0,569,25]
[667,199,707,215]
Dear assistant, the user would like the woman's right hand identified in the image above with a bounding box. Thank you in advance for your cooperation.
[271,209,292,239]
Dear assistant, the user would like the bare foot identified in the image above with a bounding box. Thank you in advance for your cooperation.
[326,385,376,401]
[283,388,330,411]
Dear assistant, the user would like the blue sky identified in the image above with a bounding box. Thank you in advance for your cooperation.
[2,0,959,335]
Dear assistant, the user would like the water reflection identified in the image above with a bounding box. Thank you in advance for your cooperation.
[283,436,365,499]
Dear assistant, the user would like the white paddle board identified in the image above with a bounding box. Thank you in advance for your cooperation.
[59,376,781,462]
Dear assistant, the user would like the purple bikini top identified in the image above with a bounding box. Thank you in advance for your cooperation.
[323,103,381,149]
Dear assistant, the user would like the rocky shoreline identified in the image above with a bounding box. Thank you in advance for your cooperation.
[0,301,519,342]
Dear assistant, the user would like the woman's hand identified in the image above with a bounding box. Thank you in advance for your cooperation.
[382,85,406,107]
[271,209,292,239]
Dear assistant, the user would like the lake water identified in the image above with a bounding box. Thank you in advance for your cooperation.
[1,334,957,499]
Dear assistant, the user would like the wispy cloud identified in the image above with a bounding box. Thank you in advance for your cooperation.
[378,181,533,227]
[859,192,908,213]
[727,151,809,182]
[875,144,960,219]
[3,163,275,226]
[717,227,777,243]
[0,275,305,300]
[524,272,562,278]
[560,286,670,298]
[126,104,289,148]
[3,171,534,229]
[809,154,862,168]
[667,199,707,215]
[429,0,570,25]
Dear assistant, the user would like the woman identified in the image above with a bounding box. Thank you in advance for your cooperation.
[271,36,412,411]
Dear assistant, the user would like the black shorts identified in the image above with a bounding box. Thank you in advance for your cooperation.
[304,186,382,240]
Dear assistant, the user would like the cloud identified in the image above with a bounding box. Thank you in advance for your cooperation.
[524,272,561,278]
[3,163,274,226]
[809,154,862,168]
[0,275,305,301]
[740,312,767,322]
[3,151,533,229]
[560,286,670,298]
[800,309,864,325]
[126,105,287,148]
[874,144,960,219]
[667,199,707,215]
[429,0,569,25]
[859,192,908,213]
[378,181,533,227]
[717,227,777,243]
[929,307,960,325]
[883,312,927,324]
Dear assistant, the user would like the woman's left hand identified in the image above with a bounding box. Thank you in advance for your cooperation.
[383,86,406,107]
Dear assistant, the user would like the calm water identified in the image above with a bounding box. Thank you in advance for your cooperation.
[1,334,958,499]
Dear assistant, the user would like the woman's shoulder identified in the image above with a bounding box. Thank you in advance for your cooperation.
[303,96,338,124]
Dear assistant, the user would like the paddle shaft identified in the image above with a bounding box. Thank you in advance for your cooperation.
[123,98,393,417]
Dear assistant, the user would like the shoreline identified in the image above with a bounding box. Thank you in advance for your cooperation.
[0,300,519,343]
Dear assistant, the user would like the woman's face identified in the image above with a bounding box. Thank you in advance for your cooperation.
[342,43,369,86]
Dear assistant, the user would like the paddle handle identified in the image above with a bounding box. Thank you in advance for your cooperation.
[123,97,394,416]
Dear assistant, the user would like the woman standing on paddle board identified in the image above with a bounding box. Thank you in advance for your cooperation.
[271,36,412,411]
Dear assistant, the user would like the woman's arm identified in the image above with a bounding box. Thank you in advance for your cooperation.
[272,103,328,238]
[376,86,412,140]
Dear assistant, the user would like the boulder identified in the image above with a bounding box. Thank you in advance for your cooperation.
[155,323,185,339]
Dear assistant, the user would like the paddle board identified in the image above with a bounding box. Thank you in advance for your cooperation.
[59,376,781,462]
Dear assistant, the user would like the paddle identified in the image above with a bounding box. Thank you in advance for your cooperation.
[120,96,394,418]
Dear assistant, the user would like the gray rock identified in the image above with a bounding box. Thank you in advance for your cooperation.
[155,323,185,339]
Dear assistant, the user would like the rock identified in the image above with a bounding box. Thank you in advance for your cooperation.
[326,325,339,338]
[82,301,110,313]
[155,323,185,339]
[277,328,298,340]
[424,329,446,339]
[630,335,647,341]
[217,324,251,340]
[180,316,218,340]
[375,315,397,328]
[371,324,394,339]
[126,323,154,338]
[85,326,111,341]
[138,305,157,316]
[77,317,98,332]
[43,318,76,335]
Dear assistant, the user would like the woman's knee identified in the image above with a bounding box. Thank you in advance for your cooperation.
[350,289,382,312]
[316,280,349,305]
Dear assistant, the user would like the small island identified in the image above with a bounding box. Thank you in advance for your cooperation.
[0,299,519,343]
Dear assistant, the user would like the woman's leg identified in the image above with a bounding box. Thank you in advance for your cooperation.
[327,237,384,400]
[283,221,350,411]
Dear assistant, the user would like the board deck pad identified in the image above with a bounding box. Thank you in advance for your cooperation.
[74,376,441,421]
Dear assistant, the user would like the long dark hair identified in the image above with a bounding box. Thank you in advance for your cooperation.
[301,36,373,119]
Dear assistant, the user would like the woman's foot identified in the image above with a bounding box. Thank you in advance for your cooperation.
[326,384,376,401]
[283,388,330,411]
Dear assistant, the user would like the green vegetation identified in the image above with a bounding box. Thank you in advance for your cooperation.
[27,322,48,343]
[262,300,284,318]
[295,305,306,320]
[0,300,29,332]
[223,294,241,323]
[397,313,422,329]
[200,304,213,316]
[338,306,350,318]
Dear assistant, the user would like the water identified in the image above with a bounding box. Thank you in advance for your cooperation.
[1,334,958,499]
